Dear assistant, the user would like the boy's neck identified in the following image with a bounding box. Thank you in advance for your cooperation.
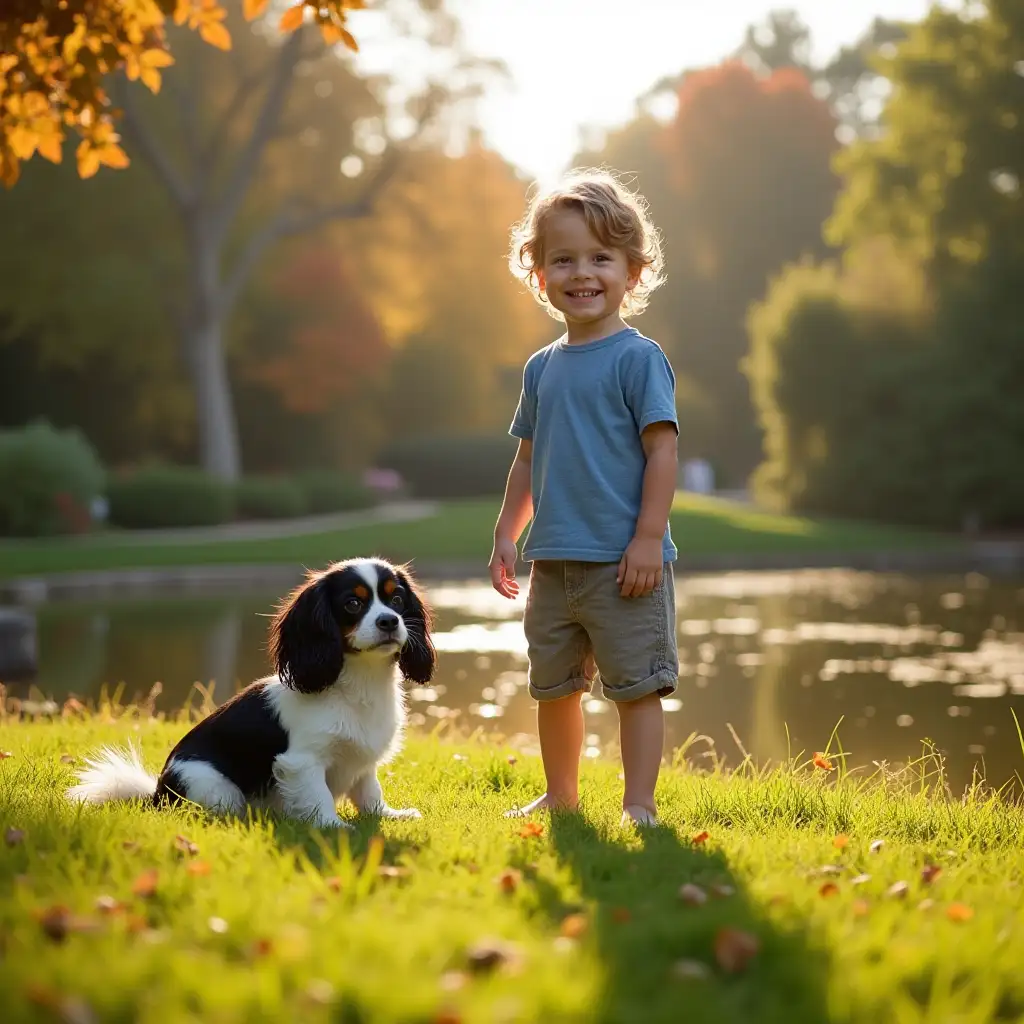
[563,314,629,346]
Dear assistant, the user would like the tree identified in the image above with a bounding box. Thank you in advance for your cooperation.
[0,0,364,186]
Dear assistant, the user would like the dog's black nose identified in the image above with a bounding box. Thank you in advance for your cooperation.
[376,613,400,633]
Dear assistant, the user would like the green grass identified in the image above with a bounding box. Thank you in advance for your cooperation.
[2,710,1024,1023]
[0,495,957,580]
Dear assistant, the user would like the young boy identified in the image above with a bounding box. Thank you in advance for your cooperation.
[489,169,679,827]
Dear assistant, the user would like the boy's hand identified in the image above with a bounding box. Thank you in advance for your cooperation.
[489,537,520,599]
[617,536,663,598]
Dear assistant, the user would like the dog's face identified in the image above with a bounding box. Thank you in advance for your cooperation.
[269,558,436,694]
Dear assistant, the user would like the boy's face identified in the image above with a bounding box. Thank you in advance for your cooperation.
[537,208,638,328]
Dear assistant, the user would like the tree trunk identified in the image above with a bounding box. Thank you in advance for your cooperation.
[185,316,241,480]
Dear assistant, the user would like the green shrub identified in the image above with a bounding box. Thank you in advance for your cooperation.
[295,471,376,514]
[0,421,105,537]
[107,465,235,529]
[377,435,517,498]
[234,476,306,520]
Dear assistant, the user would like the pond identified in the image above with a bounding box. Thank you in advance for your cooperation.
[7,569,1024,793]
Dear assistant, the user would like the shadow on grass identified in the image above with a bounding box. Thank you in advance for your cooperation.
[535,812,832,1024]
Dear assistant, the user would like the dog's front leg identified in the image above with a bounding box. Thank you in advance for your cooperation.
[349,770,421,820]
[274,759,349,828]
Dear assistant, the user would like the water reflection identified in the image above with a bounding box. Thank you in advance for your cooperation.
[9,570,1024,792]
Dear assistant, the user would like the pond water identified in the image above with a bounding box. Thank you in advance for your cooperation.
[9,569,1024,793]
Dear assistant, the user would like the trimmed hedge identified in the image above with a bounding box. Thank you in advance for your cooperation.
[295,471,376,514]
[107,466,235,529]
[234,476,307,520]
[377,435,517,499]
[0,421,105,537]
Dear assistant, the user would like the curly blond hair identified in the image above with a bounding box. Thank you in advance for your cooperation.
[508,168,664,320]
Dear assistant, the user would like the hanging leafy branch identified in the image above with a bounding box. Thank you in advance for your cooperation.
[0,0,364,186]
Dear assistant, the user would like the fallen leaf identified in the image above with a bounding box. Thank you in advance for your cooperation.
[305,979,334,1005]
[439,970,468,992]
[611,907,632,923]
[672,958,711,981]
[497,869,522,894]
[94,895,125,915]
[819,882,840,898]
[921,863,942,885]
[4,826,25,847]
[813,753,833,771]
[325,877,343,892]
[711,883,735,898]
[560,913,588,939]
[131,869,159,898]
[187,860,212,877]
[59,754,76,764]
[851,874,872,886]
[691,830,710,845]
[852,899,870,917]
[173,834,199,857]
[378,865,411,880]
[466,938,517,974]
[208,916,229,934]
[869,839,885,854]
[0,751,13,760]
[452,754,467,762]
[918,898,935,912]
[815,865,843,877]
[946,903,974,922]
[833,834,849,849]
[249,937,274,959]
[122,841,139,852]
[35,906,100,943]
[713,928,760,973]
[506,756,518,766]
[887,881,909,899]
[678,883,708,906]
[518,822,544,839]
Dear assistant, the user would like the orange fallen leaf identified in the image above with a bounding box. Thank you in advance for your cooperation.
[852,899,870,917]
[131,869,159,898]
[691,831,710,845]
[819,882,840,898]
[518,822,544,839]
[173,834,199,857]
[946,903,974,922]
[611,907,632,923]
[560,913,588,939]
[921,863,942,885]
[813,753,833,771]
[833,834,849,850]
[497,869,522,894]
[4,826,25,847]
[713,927,760,973]
[250,937,274,959]
[325,876,343,892]
[506,756,518,766]
[186,860,212,877]
[0,751,13,760]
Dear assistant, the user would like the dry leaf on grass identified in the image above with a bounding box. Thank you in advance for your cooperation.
[851,874,872,886]
[713,928,760,973]
[59,754,76,764]
[679,883,708,906]
[439,970,468,992]
[887,881,909,899]
[378,865,411,880]
[852,899,870,917]
[869,839,885,854]
[35,906,100,943]
[918,899,935,912]
[691,831,710,845]
[921,864,942,885]
[560,913,588,939]
[947,903,974,922]
[813,753,833,771]
[186,860,212,877]
[305,979,334,1005]
[121,841,139,853]
[131,869,159,898]
[4,827,25,847]
[833,834,849,849]
[819,882,840,898]
[506,756,518,766]
[94,895,125,915]
[249,938,274,959]
[0,751,13,760]
[208,917,229,934]
[465,938,519,975]
[173,835,199,857]
[497,869,522,894]
[325,876,343,892]
[518,822,544,839]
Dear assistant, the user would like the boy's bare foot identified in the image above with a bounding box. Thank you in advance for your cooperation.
[504,793,579,818]
[621,804,659,827]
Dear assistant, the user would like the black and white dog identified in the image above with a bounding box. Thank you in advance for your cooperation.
[67,558,435,828]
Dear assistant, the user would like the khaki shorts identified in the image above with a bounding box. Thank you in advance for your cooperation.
[523,560,679,704]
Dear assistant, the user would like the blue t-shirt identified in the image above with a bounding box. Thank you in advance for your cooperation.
[509,326,678,563]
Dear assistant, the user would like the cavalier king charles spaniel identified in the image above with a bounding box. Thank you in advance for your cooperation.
[67,557,436,827]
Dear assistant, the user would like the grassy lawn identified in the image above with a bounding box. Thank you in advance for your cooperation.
[2,713,1023,1023]
[0,495,958,580]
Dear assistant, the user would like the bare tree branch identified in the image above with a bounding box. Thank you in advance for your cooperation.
[197,64,266,175]
[112,77,194,211]
[208,29,305,246]
[217,148,402,319]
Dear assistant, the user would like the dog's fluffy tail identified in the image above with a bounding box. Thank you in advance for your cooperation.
[66,744,158,806]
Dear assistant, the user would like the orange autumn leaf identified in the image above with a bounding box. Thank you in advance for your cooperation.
[560,913,588,939]
[813,753,834,771]
[173,834,199,857]
[0,750,13,759]
[946,903,974,922]
[852,899,870,917]
[131,869,159,897]
[497,869,522,894]
[243,0,271,19]
[833,834,849,850]
[187,860,212,877]
[921,863,942,885]
[713,927,760,973]
[691,830,710,845]
[819,882,840,898]
[279,3,307,31]
[518,822,544,839]
[325,876,343,892]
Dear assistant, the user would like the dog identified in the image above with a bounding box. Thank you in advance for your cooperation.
[66,557,436,828]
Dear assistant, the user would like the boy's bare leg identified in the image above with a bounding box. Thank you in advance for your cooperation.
[617,692,664,825]
[505,691,584,816]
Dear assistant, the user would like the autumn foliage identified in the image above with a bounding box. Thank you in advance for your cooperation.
[0,0,364,187]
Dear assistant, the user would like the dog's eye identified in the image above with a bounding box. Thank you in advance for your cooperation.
[389,593,406,613]
[343,597,363,614]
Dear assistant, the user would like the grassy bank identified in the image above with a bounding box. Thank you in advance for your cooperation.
[1,712,1023,1023]
[0,495,957,580]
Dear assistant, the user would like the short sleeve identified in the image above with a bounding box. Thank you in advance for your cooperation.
[509,361,536,440]
[625,346,678,435]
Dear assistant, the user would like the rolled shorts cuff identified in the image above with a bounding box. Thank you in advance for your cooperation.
[528,675,594,702]
[601,668,678,704]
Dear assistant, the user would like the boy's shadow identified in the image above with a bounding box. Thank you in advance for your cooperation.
[530,813,832,1024]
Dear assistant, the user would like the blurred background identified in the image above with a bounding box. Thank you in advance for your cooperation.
[0,0,1021,790]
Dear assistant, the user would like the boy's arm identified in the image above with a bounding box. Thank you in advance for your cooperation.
[490,439,533,598]
[618,422,678,598]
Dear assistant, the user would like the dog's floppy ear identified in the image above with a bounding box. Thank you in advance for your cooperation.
[269,572,343,693]
[396,567,436,684]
